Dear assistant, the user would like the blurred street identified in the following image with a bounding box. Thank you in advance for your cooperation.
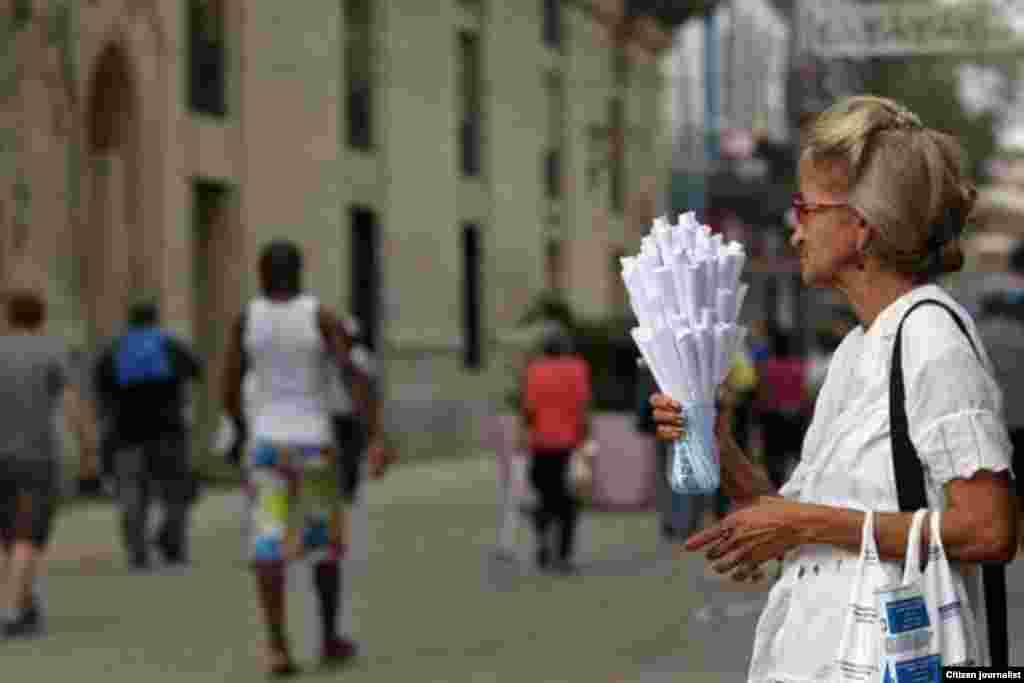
[8,450,1024,682]
[1,452,764,682]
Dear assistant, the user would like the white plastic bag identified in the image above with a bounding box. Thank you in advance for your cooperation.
[568,439,598,501]
[919,510,981,667]
[876,510,939,682]
[834,510,894,683]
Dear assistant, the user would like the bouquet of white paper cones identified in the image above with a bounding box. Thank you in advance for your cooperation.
[621,212,749,495]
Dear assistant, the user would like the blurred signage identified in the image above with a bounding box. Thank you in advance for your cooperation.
[800,0,1024,58]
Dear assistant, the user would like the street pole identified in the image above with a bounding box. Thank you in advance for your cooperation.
[705,8,721,180]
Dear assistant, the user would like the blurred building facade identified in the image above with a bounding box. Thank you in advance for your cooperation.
[0,0,681,459]
[666,1,798,330]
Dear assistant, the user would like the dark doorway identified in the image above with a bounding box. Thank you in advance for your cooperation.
[192,179,232,459]
[350,206,380,351]
[462,223,482,370]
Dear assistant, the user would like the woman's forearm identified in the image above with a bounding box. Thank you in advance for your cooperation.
[802,502,1015,563]
[719,443,777,506]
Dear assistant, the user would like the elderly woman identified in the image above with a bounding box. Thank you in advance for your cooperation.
[651,95,1017,681]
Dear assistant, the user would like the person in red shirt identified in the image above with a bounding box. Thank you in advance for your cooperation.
[755,330,809,490]
[521,327,591,574]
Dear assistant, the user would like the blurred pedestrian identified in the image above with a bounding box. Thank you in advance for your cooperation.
[222,240,392,675]
[0,290,97,638]
[747,318,773,366]
[977,241,1024,532]
[521,325,591,574]
[327,314,386,509]
[635,362,682,540]
[94,300,202,571]
[754,330,808,490]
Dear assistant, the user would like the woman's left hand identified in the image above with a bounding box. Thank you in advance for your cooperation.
[684,497,811,582]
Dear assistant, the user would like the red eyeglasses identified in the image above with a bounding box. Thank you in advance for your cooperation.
[791,193,853,224]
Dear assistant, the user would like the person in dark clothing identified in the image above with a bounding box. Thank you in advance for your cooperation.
[327,314,384,505]
[94,301,202,570]
[636,363,686,540]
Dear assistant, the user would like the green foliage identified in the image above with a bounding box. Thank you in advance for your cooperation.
[518,292,580,335]
[574,317,638,412]
[511,294,639,412]
[862,0,1022,178]
[12,0,31,32]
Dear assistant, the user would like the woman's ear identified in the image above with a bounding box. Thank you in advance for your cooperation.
[854,219,873,256]
[853,219,874,271]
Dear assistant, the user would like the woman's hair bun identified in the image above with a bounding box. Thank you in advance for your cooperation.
[938,239,965,275]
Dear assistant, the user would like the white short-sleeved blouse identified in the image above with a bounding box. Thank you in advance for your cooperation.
[748,284,1013,683]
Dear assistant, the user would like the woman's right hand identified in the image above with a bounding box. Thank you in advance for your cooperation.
[649,388,741,454]
[650,393,685,441]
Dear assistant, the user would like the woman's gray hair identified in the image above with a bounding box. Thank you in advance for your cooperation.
[802,95,976,280]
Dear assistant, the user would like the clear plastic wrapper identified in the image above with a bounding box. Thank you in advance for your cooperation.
[670,402,720,494]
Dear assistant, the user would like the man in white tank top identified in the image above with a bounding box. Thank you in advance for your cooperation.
[222,240,390,676]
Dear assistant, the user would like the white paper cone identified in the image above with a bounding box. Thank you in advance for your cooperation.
[674,330,700,404]
[653,218,675,263]
[669,257,690,321]
[698,224,712,255]
[654,266,680,316]
[710,233,724,257]
[681,215,696,250]
[651,324,686,401]
[716,289,736,325]
[694,325,713,402]
[700,307,714,330]
[713,324,731,386]
[705,256,719,306]
[622,269,653,328]
[683,265,701,324]
[631,328,669,395]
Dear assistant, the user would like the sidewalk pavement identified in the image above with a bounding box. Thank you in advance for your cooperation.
[5,453,1024,682]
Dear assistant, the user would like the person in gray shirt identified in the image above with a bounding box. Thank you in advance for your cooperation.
[0,290,97,639]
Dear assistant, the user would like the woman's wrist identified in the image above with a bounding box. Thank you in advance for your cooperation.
[718,442,777,502]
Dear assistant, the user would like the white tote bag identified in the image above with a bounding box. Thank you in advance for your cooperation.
[876,509,982,681]
[876,510,939,682]
[918,510,981,667]
[834,510,895,683]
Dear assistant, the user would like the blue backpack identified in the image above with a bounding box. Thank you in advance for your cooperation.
[114,328,174,386]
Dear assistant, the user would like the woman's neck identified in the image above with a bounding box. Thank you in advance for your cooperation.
[835,265,918,330]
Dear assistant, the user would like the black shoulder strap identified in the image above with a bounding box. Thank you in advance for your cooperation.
[889,298,1007,668]
[890,300,977,511]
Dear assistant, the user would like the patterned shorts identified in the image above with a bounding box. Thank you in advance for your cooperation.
[246,440,342,566]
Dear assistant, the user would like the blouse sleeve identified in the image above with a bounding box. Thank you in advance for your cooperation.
[902,307,1014,486]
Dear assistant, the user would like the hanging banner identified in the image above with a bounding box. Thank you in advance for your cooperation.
[799,0,1024,59]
